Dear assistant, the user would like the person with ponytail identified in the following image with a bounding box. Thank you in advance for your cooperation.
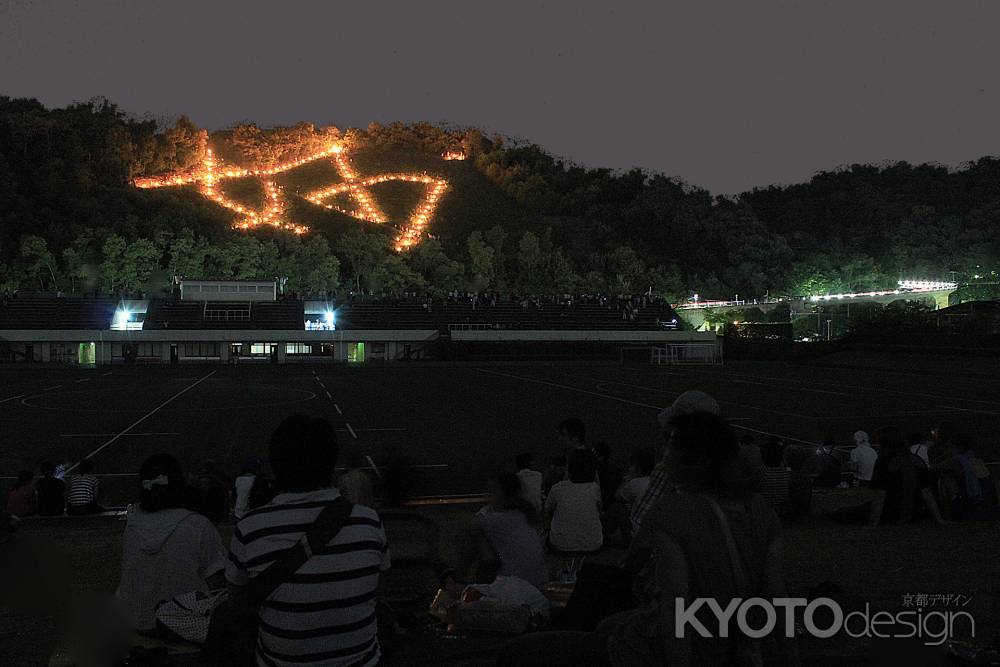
[116,453,225,633]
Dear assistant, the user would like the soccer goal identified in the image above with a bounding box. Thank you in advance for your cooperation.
[620,342,723,366]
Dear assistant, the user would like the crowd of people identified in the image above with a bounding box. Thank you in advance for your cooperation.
[2,393,998,666]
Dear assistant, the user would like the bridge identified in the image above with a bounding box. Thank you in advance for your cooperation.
[676,281,957,330]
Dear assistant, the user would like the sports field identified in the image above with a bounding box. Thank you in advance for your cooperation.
[3,353,1000,505]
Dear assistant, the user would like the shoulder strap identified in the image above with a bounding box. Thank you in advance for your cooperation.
[249,496,354,603]
[701,494,749,597]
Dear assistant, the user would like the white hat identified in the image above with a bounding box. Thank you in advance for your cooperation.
[657,390,720,431]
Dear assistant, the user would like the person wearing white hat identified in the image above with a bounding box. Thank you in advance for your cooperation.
[630,390,721,534]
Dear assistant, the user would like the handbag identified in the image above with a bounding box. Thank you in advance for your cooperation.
[201,496,354,666]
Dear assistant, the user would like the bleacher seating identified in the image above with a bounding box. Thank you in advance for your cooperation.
[143,298,304,330]
[335,300,682,332]
[0,296,116,329]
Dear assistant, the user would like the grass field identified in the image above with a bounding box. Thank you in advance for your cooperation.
[3,356,1000,504]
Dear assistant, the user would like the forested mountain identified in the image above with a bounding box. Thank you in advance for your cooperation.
[1,96,997,300]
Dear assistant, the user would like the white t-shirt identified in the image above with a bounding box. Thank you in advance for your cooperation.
[545,481,602,552]
[517,469,544,513]
[850,444,878,482]
[616,475,651,509]
[117,507,226,631]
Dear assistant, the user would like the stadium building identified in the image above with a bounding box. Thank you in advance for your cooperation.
[0,280,718,365]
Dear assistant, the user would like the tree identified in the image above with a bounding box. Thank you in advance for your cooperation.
[167,229,209,280]
[288,236,341,296]
[20,235,59,290]
[466,231,496,289]
[99,234,126,294]
[121,238,161,293]
[516,232,543,293]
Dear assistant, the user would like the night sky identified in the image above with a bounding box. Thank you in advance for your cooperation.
[1,0,998,194]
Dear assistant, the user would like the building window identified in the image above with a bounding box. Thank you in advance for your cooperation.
[285,343,317,355]
[182,342,220,357]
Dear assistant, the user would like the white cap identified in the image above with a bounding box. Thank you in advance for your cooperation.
[657,390,720,431]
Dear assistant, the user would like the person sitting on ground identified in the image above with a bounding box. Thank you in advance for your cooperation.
[805,436,843,488]
[542,454,568,497]
[871,426,945,525]
[932,432,998,520]
[5,470,37,517]
[546,448,603,553]
[338,451,377,508]
[226,415,390,667]
[557,417,587,451]
[760,436,791,511]
[908,431,932,466]
[464,472,547,588]
[603,449,654,546]
[500,412,800,666]
[36,461,66,516]
[515,453,544,514]
[735,433,765,492]
[116,453,226,634]
[232,456,261,520]
[850,430,878,487]
[630,390,720,536]
[66,458,103,515]
[441,569,551,618]
[593,442,623,509]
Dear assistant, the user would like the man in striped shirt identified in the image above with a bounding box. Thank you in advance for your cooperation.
[66,458,103,515]
[227,415,390,667]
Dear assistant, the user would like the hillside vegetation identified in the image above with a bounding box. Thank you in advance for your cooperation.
[1,96,998,300]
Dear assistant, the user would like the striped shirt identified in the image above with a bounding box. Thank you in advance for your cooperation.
[761,466,791,507]
[226,488,390,667]
[66,474,99,507]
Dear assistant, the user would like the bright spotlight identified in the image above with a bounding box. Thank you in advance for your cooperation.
[324,311,335,324]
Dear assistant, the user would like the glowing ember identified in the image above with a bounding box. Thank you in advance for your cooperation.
[134,141,450,247]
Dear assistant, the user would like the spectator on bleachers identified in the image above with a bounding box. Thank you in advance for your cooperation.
[630,390,720,535]
[804,436,843,488]
[117,453,226,633]
[66,458,104,515]
[545,449,603,553]
[5,470,36,517]
[226,415,390,667]
[36,461,66,516]
[593,442,623,510]
[760,436,791,510]
[515,453,543,514]
[466,472,547,588]
[850,430,878,486]
[233,456,261,519]
[871,426,945,525]
[338,452,377,508]
[501,412,798,666]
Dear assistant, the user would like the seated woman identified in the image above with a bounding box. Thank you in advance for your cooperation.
[116,454,226,634]
[500,412,799,666]
[5,470,37,517]
[464,472,548,588]
[545,449,603,553]
[871,426,944,525]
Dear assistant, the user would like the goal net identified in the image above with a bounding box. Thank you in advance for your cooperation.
[620,343,723,366]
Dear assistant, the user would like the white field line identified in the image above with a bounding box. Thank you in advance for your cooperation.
[477,367,816,446]
[0,394,26,404]
[334,404,343,415]
[61,432,181,437]
[1,462,451,480]
[43,385,62,391]
[365,455,384,479]
[346,423,358,439]
[75,378,90,383]
[325,390,333,399]
[64,371,216,473]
